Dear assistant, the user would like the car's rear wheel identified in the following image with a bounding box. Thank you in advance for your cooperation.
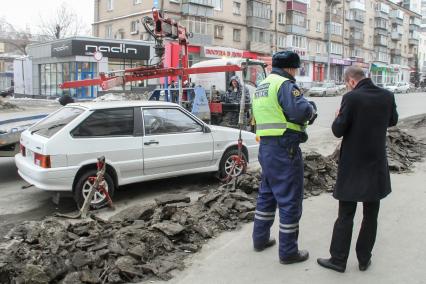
[218,149,247,179]
[323,91,326,96]
[74,169,115,209]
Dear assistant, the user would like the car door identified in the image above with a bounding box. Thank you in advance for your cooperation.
[141,107,214,176]
[69,107,143,183]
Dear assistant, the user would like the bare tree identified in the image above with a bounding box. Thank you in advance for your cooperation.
[38,2,89,39]
[0,18,32,55]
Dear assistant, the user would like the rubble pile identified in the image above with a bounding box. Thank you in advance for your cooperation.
[0,98,20,110]
[237,152,338,198]
[0,190,257,284]
[386,127,426,172]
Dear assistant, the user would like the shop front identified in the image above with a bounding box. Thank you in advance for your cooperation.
[370,63,390,87]
[14,37,153,99]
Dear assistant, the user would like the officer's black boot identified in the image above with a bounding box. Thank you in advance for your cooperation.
[280,250,309,264]
[254,238,276,252]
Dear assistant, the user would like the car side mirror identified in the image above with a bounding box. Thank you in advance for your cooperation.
[203,125,211,133]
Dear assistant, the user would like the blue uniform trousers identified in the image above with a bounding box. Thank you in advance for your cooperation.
[252,134,304,259]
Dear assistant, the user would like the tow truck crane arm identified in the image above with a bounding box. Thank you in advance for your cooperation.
[59,9,243,90]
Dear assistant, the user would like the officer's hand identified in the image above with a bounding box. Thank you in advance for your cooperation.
[308,113,317,125]
[309,101,317,112]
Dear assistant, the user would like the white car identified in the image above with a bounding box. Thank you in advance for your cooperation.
[308,82,340,97]
[15,101,259,208]
[384,82,410,93]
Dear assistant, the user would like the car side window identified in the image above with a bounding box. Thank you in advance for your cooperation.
[143,108,203,135]
[72,108,134,137]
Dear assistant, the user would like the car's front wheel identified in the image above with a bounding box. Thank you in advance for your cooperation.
[73,169,115,209]
[218,149,247,179]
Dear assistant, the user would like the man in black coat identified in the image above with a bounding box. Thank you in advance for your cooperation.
[317,66,398,273]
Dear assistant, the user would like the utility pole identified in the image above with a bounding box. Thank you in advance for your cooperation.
[274,0,278,53]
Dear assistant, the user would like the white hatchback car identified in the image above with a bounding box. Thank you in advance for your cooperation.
[15,101,259,208]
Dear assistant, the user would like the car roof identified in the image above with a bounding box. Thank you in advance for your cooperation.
[68,100,178,110]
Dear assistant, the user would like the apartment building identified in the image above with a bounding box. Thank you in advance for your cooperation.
[93,0,421,86]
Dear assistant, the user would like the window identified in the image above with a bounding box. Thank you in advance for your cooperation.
[233,29,241,42]
[316,42,321,53]
[214,25,224,39]
[287,11,305,27]
[212,0,223,11]
[249,28,269,43]
[306,19,310,30]
[143,108,202,135]
[30,107,84,138]
[278,35,286,48]
[297,62,309,77]
[326,22,342,36]
[317,0,321,11]
[316,21,321,32]
[278,12,285,24]
[131,21,138,34]
[72,108,134,137]
[184,16,210,35]
[133,0,142,4]
[105,25,113,38]
[330,42,343,55]
[107,0,113,11]
[233,1,241,15]
[288,35,307,49]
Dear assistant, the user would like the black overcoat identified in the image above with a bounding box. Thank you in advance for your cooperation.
[332,78,399,201]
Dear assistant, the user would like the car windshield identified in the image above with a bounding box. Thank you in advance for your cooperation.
[243,63,266,87]
[30,107,84,138]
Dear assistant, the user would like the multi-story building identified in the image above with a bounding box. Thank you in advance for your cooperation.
[92,0,421,87]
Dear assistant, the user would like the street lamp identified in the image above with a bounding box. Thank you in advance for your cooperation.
[326,0,340,82]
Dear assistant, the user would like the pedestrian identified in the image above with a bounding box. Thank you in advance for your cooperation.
[317,66,398,273]
[170,80,179,103]
[222,76,250,104]
[252,51,317,264]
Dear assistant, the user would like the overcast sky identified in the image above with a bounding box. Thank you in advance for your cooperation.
[0,0,94,34]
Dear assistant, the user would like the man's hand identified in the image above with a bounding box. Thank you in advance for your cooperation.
[335,108,340,118]
[308,101,317,125]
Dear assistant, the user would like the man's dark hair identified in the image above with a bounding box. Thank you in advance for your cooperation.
[344,66,366,82]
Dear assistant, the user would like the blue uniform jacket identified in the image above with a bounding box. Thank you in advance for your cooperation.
[272,67,314,126]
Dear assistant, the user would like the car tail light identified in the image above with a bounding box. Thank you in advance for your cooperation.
[20,144,26,156]
[34,153,51,168]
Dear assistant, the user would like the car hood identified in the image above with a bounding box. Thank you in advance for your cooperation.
[209,125,257,140]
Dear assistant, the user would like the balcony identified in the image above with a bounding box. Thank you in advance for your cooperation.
[190,33,213,45]
[409,38,419,46]
[349,19,364,29]
[374,28,388,36]
[349,1,365,11]
[286,0,307,14]
[391,31,402,41]
[391,55,402,65]
[246,17,271,29]
[349,37,363,46]
[326,12,343,23]
[409,23,419,32]
[374,37,387,46]
[248,41,272,54]
[375,10,389,20]
[181,0,214,17]
[390,49,401,56]
[286,24,306,35]
[390,17,403,26]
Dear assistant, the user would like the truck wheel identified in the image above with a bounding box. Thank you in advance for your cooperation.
[73,169,114,209]
[218,149,247,179]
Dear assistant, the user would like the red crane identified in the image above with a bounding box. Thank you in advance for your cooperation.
[59,9,243,91]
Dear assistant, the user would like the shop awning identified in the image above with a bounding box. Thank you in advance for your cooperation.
[371,62,389,72]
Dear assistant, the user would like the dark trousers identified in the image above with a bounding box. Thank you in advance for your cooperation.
[330,201,380,265]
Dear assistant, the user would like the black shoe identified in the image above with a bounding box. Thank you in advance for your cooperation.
[317,258,346,273]
[254,238,276,252]
[280,250,309,264]
[359,260,371,271]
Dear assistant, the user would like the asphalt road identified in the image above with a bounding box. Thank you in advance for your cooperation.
[0,92,425,237]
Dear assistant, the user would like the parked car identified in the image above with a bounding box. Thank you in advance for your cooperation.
[0,86,13,97]
[15,101,259,208]
[384,82,410,93]
[307,82,340,97]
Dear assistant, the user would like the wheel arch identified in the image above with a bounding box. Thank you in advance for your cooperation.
[72,163,119,193]
[221,144,249,163]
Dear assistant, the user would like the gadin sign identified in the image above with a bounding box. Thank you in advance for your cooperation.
[51,39,150,60]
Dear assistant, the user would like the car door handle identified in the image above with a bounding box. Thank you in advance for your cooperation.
[144,140,159,145]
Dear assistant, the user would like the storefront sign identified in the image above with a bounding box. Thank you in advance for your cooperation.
[51,39,150,60]
[202,46,244,58]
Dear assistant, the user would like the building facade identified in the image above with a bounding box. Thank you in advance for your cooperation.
[93,0,421,87]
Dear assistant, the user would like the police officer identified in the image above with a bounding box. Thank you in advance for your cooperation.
[252,51,317,264]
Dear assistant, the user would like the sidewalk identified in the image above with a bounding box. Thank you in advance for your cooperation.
[163,161,426,284]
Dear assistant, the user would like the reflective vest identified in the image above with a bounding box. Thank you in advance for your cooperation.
[253,74,306,136]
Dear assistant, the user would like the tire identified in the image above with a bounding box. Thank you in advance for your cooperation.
[218,149,247,179]
[323,91,326,97]
[73,169,115,209]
